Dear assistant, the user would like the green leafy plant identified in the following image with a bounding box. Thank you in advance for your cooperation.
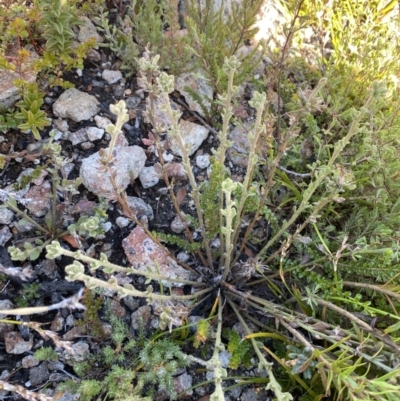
[38,0,82,54]
[15,282,41,307]
[34,346,59,362]
[185,0,266,95]
[14,82,50,140]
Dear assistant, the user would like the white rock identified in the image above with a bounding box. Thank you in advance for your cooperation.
[196,154,211,169]
[116,217,130,228]
[139,166,160,188]
[86,126,104,141]
[169,120,209,157]
[80,146,146,200]
[103,222,112,232]
[94,115,112,129]
[175,72,213,117]
[0,208,14,225]
[102,70,123,85]
[53,88,100,122]
[78,16,103,44]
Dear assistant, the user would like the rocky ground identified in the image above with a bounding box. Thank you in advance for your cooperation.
[0,1,300,400]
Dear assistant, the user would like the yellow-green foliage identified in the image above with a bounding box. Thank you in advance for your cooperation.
[223,328,253,369]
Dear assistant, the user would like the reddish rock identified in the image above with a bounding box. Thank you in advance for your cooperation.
[122,227,192,286]
[25,181,52,217]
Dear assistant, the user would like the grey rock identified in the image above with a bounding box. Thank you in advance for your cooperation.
[139,166,160,188]
[241,388,270,401]
[0,208,14,225]
[94,115,112,129]
[0,300,15,339]
[126,196,154,221]
[4,332,33,354]
[81,141,94,150]
[125,96,142,109]
[65,315,75,328]
[227,386,242,399]
[29,363,49,386]
[176,252,190,263]
[49,372,69,382]
[62,341,89,365]
[60,163,75,179]
[53,88,100,122]
[144,97,181,131]
[4,168,36,198]
[102,221,112,232]
[78,16,103,44]
[68,128,89,146]
[91,79,105,88]
[86,126,104,141]
[173,373,193,397]
[22,355,40,369]
[123,296,139,312]
[116,216,130,228]
[131,305,152,330]
[56,391,80,401]
[86,48,102,62]
[0,226,12,246]
[168,120,209,157]
[80,146,146,200]
[50,312,64,332]
[53,119,69,132]
[227,121,253,167]
[219,350,231,368]
[48,361,65,371]
[170,214,189,234]
[0,370,10,398]
[25,181,51,217]
[196,154,211,169]
[114,84,125,98]
[102,70,123,85]
[52,130,63,141]
[14,219,35,233]
[175,71,213,117]
[0,52,37,109]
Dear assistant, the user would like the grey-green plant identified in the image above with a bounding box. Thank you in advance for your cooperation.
[46,39,400,400]
[1,0,400,400]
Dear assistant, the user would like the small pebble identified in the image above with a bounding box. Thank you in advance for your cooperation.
[116,217,130,228]
[196,154,211,169]
[102,70,123,85]
[103,222,112,232]
[177,252,190,263]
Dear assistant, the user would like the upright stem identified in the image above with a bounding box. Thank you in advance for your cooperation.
[160,91,214,268]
